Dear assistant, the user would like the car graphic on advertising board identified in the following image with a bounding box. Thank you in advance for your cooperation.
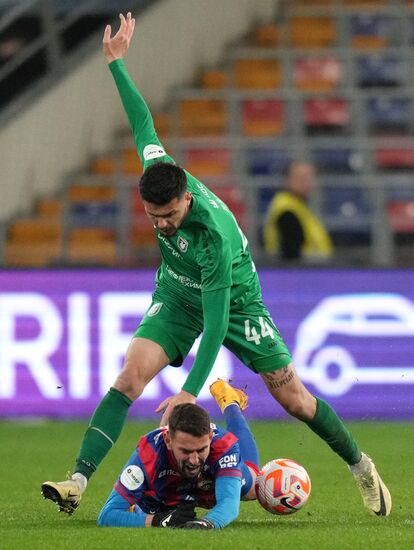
[293,293,414,396]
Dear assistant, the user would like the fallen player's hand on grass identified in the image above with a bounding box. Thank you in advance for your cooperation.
[151,503,196,528]
[182,519,214,529]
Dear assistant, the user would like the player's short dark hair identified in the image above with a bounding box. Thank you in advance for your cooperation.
[139,162,187,205]
[168,403,211,438]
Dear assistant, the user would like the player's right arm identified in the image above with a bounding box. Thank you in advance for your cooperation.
[103,12,174,168]
[97,446,196,528]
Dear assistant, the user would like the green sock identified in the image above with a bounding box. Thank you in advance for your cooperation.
[74,387,132,479]
[306,397,361,465]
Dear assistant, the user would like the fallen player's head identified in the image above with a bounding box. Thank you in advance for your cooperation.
[165,403,213,479]
[139,162,192,237]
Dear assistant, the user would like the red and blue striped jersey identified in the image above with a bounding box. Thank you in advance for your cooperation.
[113,424,242,513]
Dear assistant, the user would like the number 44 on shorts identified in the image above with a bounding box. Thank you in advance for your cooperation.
[244,317,274,345]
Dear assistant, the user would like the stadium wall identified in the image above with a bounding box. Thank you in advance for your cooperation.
[1,268,413,420]
[0,0,277,222]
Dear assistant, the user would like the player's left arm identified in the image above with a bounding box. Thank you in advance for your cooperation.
[103,12,174,168]
[98,489,151,527]
[157,285,230,423]
[157,233,232,424]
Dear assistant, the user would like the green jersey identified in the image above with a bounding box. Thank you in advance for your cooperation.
[109,60,260,309]
[109,59,266,395]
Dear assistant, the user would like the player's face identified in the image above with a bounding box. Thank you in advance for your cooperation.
[166,430,212,479]
[143,192,192,237]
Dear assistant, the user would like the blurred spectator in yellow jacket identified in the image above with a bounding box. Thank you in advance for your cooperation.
[263,161,333,261]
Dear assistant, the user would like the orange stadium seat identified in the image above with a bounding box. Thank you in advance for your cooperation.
[153,112,171,138]
[90,156,116,175]
[129,220,157,247]
[184,149,231,177]
[242,100,285,137]
[251,25,281,48]
[5,241,62,267]
[8,218,61,242]
[200,70,228,90]
[179,99,227,137]
[291,17,336,48]
[68,184,116,202]
[294,57,342,92]
[344,0,388,7]
[130,191,157,247]
[35,198,63,218]
[234,59,282,89]
[122,148,143,175]
[68,228,117,265]
[351,35,389,49]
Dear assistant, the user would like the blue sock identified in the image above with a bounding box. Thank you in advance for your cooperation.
[224,404,259,467]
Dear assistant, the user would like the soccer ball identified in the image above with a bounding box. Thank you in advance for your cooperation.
[255,458,311,515]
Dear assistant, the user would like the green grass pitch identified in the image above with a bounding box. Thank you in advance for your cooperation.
[0,419,413,550]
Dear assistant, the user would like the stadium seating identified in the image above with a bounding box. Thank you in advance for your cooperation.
[387,201,414,233]
[322,185,372,243]
[294,57,342,92]
[250,24,281,48]
[376,148,414,169]
[290,17,337,48]
[304,99,350,131]
[366,98,411,134]
[183,149,231,177]
[344,0,388,9]
[178,99,227,136]
[356,55,404,87]
[350,14,396,49]
[311,148,364,173]
[234,59,282,89]
[246,149,290,176]
[200,70,227,90]
[241,100,285,137]
[6,0,414,267]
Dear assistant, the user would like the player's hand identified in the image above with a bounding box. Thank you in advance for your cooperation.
[156,390,197,426]
[151,503,196,528]
[103,12,135,63]
[182,519,214,529]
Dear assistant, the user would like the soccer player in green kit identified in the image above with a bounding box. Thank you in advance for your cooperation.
[41,12,391,519]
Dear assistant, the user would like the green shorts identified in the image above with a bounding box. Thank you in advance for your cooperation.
[134,290,292,374]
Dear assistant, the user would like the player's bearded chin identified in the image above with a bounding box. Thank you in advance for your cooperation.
[180,459,204,478]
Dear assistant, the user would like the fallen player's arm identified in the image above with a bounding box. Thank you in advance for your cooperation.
[97,489,196,528]
[183,475,242,529]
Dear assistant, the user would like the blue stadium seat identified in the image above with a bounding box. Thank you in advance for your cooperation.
[70,202,119,228]
[258,186,280,214]
[385,178,414,201]
[246,149,290,176]
[366,98,411,132]
[322,185,372,243]
[356,55,403,87]
[350,14,396,45]
[312,148,363,173]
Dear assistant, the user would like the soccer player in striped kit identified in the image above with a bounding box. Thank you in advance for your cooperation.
[98,381,258,529]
